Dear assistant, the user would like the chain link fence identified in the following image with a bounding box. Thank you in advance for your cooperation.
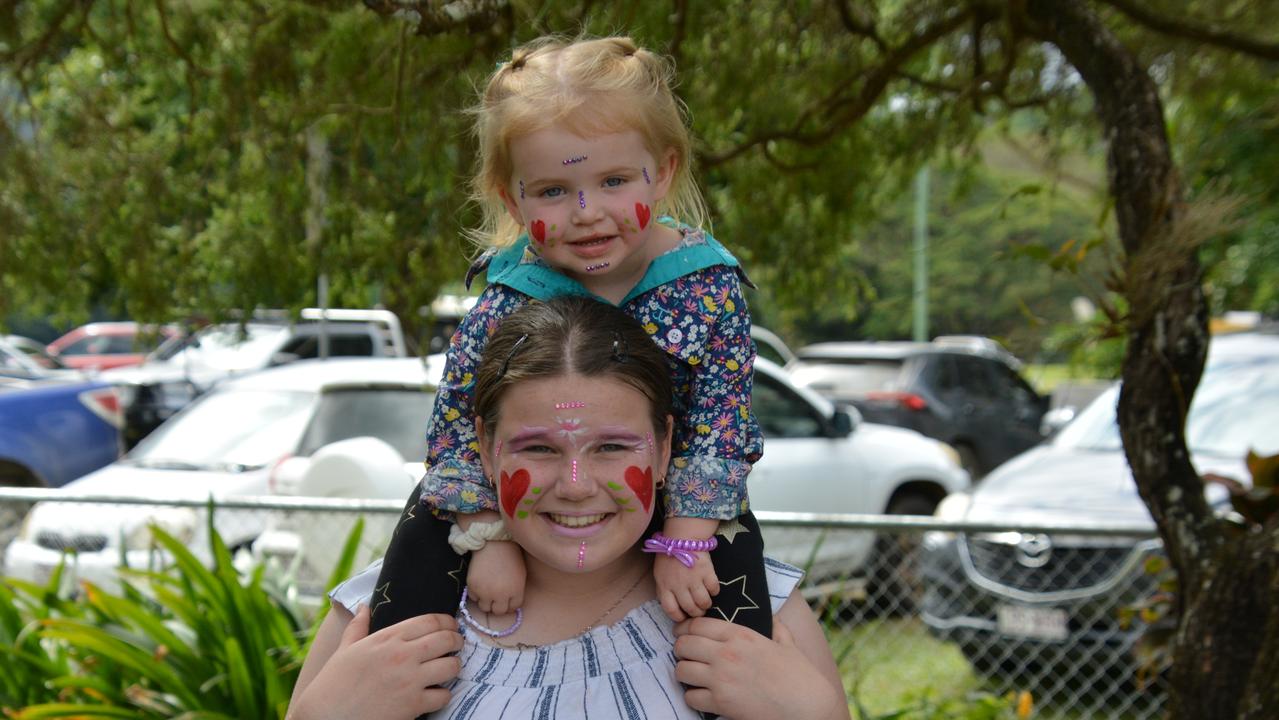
[0,489,1167,718]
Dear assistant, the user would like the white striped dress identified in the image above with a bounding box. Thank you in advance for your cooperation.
[330,558,804,719]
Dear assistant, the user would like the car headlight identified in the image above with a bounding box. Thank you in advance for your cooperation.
[924,491,973,546]
[124,509,198,551]
[933,491,972,521]
[935,441,963,469]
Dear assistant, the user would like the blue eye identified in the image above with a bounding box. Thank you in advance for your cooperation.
[603,177,625,188]
[541,187,565,198]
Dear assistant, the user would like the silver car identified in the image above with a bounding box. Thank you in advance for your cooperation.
[918,331,1279,710]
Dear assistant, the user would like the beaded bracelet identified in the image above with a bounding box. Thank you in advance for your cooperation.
[458,587,523,638]
[642,533,718,568]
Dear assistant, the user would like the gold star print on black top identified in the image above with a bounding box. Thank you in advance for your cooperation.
[710,574,761,624]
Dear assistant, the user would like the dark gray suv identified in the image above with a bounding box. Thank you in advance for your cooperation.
[787,336,1047,477]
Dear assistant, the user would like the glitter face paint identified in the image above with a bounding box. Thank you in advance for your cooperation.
[495,439,503,457]
[556,417,586,445]
[578,190,586,209]
[577,541,587,569]
[646,432,654,453]
[563,155,587,165]
[585,262,610,272]
[643,167,651,184]
[571,458,578,483]
[519,179,525,199]
[554,401,586,409]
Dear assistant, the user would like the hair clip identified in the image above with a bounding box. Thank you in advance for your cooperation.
[611,332,629,363]
[499,334,529,377]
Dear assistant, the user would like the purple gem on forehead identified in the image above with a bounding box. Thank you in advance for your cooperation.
[563,155,588,165]
[578,190,586,209]
[643,167,651,184]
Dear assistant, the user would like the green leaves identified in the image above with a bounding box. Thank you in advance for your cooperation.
[1,514,367,718]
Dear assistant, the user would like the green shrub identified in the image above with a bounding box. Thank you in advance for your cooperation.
[1,510,365,719]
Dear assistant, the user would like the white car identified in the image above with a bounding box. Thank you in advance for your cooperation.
[260,356,969,594]
[4,357,438,592]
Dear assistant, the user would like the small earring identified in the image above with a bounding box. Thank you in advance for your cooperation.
[655,475,666,490]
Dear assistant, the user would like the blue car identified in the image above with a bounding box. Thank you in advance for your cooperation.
[0,377,123,487]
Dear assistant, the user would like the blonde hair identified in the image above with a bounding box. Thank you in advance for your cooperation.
[467,35,708,249]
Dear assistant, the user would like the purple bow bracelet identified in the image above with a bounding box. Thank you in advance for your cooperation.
[642,533,718,568]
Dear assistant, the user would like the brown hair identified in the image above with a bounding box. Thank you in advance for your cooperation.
[467,35,708,249]
[473,296,673,435]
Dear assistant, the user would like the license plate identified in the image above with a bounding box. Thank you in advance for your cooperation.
[996,604,1069,642]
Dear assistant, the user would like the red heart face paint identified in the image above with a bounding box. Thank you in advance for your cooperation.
[623,465,654,512]
[635,203,651,230]
[530,219,547,244]
[499,468,532,519]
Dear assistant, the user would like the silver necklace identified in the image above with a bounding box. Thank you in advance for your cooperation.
[483,570,648,650]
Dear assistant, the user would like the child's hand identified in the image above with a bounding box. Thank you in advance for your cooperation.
[466,540,526,615]
[654,551,720,622]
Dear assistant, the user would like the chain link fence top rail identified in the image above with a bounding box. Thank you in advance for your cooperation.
[1,489,1166,719]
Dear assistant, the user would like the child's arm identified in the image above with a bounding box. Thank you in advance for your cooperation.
[455,510,525,614]
[653,516,721,621]
[652,266,765,622]
[419,285,529,517]
[417,287,532,610]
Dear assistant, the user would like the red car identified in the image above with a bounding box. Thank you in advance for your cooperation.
[46,322,181,371]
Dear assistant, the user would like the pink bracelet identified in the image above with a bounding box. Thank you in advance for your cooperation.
[642,533,718,568]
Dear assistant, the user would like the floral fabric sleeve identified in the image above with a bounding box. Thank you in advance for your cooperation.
[419,285,530,516]
[632,265,763,520]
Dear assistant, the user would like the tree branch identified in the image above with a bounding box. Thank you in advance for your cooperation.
[362,0,508,36]
[1096,0,1279,61]
[668,0,689,66]
[834,0,886,52]
[155,0,213,78]
[701,6,972,167]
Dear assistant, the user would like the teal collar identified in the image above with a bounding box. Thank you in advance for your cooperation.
[474,220,749,305]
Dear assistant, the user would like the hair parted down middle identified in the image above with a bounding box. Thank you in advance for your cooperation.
[467,35,708,249]
[473,296,674,436]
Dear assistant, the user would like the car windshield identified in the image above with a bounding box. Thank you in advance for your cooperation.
[296,387,435,460]
[156,324,290,370]
[789,360,903,394]
[128,388,315,469]
[1055,362,1279,459]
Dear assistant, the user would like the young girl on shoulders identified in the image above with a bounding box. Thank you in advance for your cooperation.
[372,34,771,646]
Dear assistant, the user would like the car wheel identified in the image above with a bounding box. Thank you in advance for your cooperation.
[865,493,938,616]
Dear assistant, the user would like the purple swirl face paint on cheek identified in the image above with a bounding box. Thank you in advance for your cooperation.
[578,190,586,209]
[643,167,651,184]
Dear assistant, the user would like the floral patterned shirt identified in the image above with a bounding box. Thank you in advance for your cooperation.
[421,223,763,520]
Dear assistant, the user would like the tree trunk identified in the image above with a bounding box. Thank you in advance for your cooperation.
[1019,0,1279,716]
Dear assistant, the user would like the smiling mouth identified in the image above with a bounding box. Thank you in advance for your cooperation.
[570,235,616,247]
[547,512,610,528]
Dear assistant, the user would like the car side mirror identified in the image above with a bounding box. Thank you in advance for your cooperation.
[1040,406,1076,437]
[829,407,857,438]
[269,351,301,367]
